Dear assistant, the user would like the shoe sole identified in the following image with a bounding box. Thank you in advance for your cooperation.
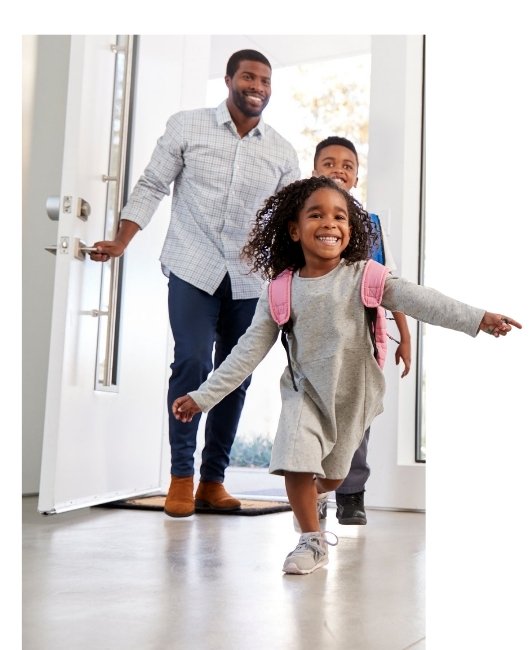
[283,557,329,575]
[195,500,241,512]
[337,517,367,525]
[163,508,195,518]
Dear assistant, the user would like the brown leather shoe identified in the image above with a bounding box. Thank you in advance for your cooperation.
[195,481,241,512]
[164,475,195,518]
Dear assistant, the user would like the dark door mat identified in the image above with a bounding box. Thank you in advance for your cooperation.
[96,495,292,516]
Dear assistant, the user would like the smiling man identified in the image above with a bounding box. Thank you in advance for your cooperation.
[225,55,271,124]
[89,49,300,518]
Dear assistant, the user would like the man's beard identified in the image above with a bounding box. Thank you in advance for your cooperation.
[231,88,269,118]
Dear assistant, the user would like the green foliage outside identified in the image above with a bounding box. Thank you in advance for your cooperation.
[229,435,273,468]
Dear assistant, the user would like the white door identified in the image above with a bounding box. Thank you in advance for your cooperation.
[38,35,210,513]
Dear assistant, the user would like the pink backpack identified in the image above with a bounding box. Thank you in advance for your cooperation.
[269,260,389,390]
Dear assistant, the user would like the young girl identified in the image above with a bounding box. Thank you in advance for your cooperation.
[172,176,521,576]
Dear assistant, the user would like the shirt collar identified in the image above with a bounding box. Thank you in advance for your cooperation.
[216,100,265,137]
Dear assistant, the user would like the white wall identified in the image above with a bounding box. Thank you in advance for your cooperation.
[365,35,426,509]
[22,36,71,494]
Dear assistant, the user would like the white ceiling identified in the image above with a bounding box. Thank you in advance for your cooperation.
[209,35,371,78]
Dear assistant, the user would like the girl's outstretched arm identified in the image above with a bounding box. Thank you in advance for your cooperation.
[479,313,522,337]
[382,275,522,339]
[172,395,202,422]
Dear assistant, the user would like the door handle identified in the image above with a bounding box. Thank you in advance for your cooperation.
[45,237,70,255]
[44,237,96,259]
[73,239,97,260]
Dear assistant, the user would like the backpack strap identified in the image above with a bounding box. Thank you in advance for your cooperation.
[269,269,298,391]
[268,268,293,325]
[361,259,389,369]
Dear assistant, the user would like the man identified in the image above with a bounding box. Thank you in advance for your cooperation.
[90,49,300,518]
[312,136,411,525]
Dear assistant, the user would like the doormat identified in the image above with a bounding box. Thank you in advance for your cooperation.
[97,495,292,516]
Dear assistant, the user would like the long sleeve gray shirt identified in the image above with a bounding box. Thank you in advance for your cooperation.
[189,260,485,478]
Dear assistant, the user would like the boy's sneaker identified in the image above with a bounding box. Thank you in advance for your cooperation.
[335,490,367,525]
[282,531,339,575]
[293,491,329,532]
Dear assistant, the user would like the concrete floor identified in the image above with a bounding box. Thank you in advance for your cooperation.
[22,491,425,650]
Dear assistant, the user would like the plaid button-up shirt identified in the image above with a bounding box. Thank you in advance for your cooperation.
[120,101,300,299]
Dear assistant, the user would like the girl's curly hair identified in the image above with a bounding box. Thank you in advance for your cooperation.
[242,176,376,280]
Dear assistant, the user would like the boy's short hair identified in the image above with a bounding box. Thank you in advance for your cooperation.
[314,136,358,168]
[226,49,272,78]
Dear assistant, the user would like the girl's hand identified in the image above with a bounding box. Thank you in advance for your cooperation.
[395,340,411,378]
[172,395,202,422]
[479,313,522,337]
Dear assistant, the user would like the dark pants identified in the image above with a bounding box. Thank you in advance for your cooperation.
[167,273,258,482]
[336,428,371,494]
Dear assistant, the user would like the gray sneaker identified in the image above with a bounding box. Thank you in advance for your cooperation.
[282,531,339,575]
[293,491,329,533]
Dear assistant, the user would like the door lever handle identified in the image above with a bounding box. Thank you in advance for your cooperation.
[73,239,98,260]
[45,237,70,255]
[44,237,97,259]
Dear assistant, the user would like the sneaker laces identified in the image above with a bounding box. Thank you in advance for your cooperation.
[292,531,339,559]
[351,491,364,506]
[316,491,329,518]
[319,530,338,547]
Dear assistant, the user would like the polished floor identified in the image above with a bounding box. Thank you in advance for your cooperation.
[22,489,425,650]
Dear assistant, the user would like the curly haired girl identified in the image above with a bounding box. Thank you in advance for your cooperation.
[172,176,521,575]
[242,175,376,280]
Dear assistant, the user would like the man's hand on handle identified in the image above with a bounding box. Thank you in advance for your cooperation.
[88,220,141,263]
[89,241,126,263]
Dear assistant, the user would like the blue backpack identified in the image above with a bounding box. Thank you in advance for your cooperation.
[369,213,385,264]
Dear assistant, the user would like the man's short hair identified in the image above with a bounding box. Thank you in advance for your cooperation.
[226,49,272,78]
[314,136,358,168]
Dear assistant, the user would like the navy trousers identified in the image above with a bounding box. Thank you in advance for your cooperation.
[167,273,258,481]
[336,428,371,494]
